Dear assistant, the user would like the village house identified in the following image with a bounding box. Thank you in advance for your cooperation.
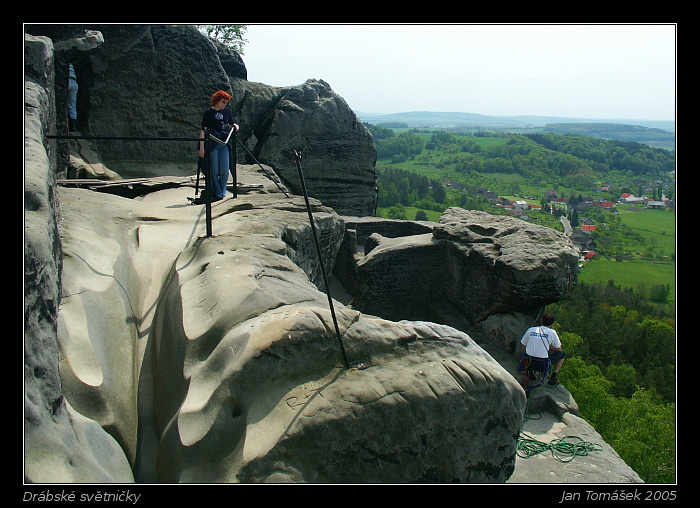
[475,187,499,202]
[619,193,647,205]
[572,229,597,255]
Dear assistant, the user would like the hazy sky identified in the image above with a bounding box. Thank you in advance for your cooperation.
[241,23,676,121]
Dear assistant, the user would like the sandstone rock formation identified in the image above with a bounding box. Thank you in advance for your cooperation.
[25,33,134,483]
[42,169,526,483]
[25,26,642,486]
[344,209,579,332]
[244,78,377,216]
[25,24,377,216]
[26,45,526,478]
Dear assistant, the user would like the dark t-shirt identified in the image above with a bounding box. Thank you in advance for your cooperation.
[201,107,234,141]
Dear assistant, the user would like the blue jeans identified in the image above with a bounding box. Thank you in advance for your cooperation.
[68,78,78,120]
[209,143,230,198]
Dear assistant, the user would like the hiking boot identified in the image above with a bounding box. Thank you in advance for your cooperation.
[548,373,559,385]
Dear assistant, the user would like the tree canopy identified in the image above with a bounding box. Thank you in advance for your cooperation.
[551,281,675,483]
[196,25,248,53]
[369,125,675,181]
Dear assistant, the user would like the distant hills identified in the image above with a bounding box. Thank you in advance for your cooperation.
[355,110,675,131]
[355,110,675,148]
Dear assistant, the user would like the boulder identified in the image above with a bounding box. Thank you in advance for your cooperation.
[156,304,526,483]
[250,79,377,216]
[351,208,579,324]
[86,25,230,164]
[434,208,579,320]
[475,311,535,353]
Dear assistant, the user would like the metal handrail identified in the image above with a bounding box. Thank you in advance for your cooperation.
[47,135,203,142]
[47,132,348,369]
[46,130,226,237]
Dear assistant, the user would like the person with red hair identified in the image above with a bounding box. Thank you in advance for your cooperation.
[198,90,239,200]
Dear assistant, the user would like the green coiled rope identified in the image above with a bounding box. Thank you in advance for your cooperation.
[517,413,603,463]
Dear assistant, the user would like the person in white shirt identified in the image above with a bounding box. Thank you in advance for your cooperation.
[520,312,566,385]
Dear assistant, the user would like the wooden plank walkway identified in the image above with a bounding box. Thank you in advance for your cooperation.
[57,175,267,199]
[57,176,196,197]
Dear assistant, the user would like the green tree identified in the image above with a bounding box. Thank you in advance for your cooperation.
[387,203,407,219]
[649,284,671,303]
[432,182,446,203]
[608,389,675,483]
[366,124,395,140]
[605,363,638,398]
[558,330,584,357]
[559,357,615,429]
[197,25,248,52]
[560,357,676,483]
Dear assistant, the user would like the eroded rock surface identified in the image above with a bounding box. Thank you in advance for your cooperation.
[52,171,526,483]
[350,209,579,324]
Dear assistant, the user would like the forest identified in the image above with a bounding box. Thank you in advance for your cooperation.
[368,123,676,483]
[371,126,675,225]
[372,126,674,181]
[550,281,675,483]
[543,122,675,149]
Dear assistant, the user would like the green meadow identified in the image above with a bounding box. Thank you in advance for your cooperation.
[577,257,675,304]
[578,204,675,303]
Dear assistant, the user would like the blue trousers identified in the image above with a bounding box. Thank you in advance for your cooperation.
[68,78,78,120]
[209,143,230,198]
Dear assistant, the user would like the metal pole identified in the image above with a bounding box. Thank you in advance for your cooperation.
[204,129,213,237]
[292,150,349,369]
[195,157,202,197]
[230,131,237,199]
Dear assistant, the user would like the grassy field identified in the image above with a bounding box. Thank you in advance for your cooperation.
[578,257,675,304]
[580,205,676,304]
[615,206,676,255]
[376,206,443,222]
